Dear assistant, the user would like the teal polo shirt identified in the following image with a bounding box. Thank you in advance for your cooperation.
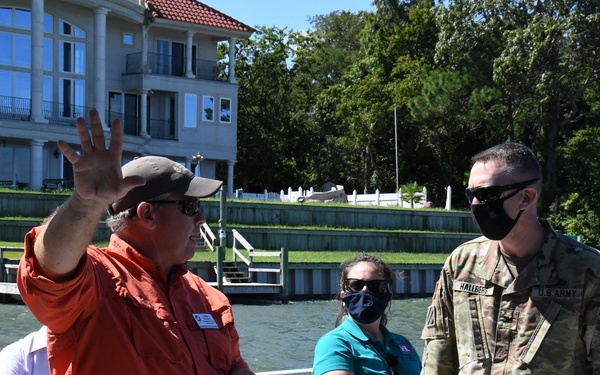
[313,317,422,375]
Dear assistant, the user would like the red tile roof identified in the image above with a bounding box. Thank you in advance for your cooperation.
[146,0,255,33]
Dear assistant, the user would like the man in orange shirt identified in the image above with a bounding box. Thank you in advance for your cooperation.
[17,109,255,375]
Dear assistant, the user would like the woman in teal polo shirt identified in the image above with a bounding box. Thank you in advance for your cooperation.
[313,253,421,375]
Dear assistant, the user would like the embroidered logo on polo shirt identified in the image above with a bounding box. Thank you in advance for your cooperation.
[453,280,494,295]
[400,344,412,353]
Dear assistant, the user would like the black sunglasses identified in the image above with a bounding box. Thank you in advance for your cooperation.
[146,200,201,216]
[465,178,538,204]
[344,278,389,294]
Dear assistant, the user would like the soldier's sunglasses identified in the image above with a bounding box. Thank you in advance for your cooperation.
[344,278,389,294]
[465,178,538,204]
[146,200,201,216]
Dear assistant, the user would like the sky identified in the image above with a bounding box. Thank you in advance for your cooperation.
[201,1,376,31]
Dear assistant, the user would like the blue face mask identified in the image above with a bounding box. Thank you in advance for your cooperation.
[342,290,392,324]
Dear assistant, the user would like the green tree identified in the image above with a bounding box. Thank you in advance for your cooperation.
[234,26,302,191]
[431,0,600,210]
[322,0,440,195]
[292,11,371,193]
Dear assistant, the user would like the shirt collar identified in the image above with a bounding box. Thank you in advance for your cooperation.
[106,234,187,282]
[31,326,48,352]
[477,219,559,286]
[340,316,390,342]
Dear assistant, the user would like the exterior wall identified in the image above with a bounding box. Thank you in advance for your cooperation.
[1,259,442,299]
[0,0,248,190]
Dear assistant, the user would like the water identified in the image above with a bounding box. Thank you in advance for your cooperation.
[0,298,431,373]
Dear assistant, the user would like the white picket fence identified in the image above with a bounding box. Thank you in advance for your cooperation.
[233,186,455,209]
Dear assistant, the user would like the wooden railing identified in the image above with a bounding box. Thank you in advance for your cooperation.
[197,222,216,251]
[0,246,21,284]
[232,229,285,280]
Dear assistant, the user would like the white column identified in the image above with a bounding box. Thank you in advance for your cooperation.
[186,31,195,78]
[141,24,149,72]
[139,89,149,137]
[228,38,237,83]
[30,0,47,123]
[29,139,46,190]
[94,7,110,130]
[227,160,235,197]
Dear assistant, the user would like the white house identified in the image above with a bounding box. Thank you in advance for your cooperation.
[0,0,254,196]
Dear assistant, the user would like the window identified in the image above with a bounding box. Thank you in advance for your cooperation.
[0,70,10,96]
[156,40,193,76]
[44,14,52,33]
[59,20,85,38]
[60,41,85,74]
[184,93,197,128]
[107,92,123,124]
[0,8,30,28]
[108,92,123,125]
[15,34,31,67]
[202,95,214,122]
[43,75,52,116]
[59,78,85,118]
[123,94,139,135]
[171,41,184,76]
[108,92,140,135]
[0,32,30,67]
[14,9,30,29]
[0,69,30,114]
[14,73,30,99]
[220,98,231,123]
[0,70,30,98]
[156,40,169,74]
[0,32,11,65]
[43,76,52,99]
[123,32,133,46]
[0,8,10,26]
[44,38,52,70]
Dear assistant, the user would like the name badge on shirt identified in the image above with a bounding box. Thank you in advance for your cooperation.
[532,287,582,299]
[193,313,219,329]
[453,280,494,295]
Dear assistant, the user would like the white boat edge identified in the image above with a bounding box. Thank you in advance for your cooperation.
[256,368,312,375]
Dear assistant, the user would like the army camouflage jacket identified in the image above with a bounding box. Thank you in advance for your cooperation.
[421,219,600,374]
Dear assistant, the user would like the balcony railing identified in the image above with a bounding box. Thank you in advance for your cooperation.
[0,95,177,140]
[0,96,31,120]
[0,96,91,124]
[44,101,92,125]
[148,117,176,140]
[125,52,220,81]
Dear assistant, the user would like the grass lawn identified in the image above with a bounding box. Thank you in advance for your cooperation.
[1,241,450,264]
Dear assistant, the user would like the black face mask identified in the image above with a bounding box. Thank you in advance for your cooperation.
[342,290,392,324]
[471,193,524,240]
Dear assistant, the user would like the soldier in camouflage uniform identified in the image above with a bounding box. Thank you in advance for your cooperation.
[420,142,600,374]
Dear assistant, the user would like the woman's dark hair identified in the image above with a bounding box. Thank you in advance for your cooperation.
[334,253,397,327]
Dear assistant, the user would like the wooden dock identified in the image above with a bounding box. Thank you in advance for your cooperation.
[0,282,19,296]
[0,246,20,299]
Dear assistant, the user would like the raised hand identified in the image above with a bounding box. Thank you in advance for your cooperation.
[57,109,145,206]
[34,109,146,279]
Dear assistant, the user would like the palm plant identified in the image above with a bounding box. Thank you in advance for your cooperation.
[399,181,425,208]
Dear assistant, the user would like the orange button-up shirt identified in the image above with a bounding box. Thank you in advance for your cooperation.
[18,227,249,375]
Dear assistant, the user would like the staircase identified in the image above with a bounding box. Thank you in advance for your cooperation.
[217,261,252,283]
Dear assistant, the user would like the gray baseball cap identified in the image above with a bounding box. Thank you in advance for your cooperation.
[108,155,222,215]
